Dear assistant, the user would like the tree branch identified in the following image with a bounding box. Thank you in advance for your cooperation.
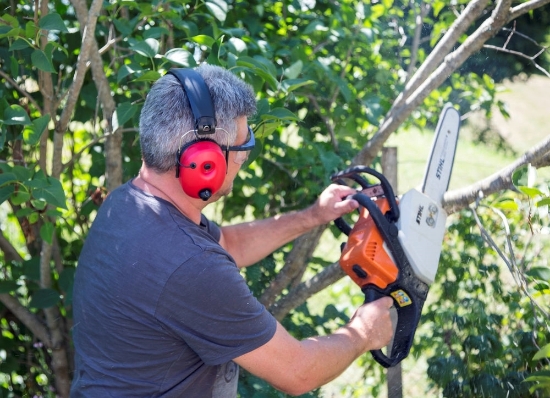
[395,0,491,109]
[72,0,121,190]
[0,232,24,263]
[271,261,346,321]
[443,134,550,213]
[260,226,326,309]
[353,0,514,167]
[508,0,550,20]
[0,294,52,347]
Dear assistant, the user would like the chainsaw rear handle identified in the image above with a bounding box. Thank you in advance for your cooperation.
[331,166,400,235]
[363,285,425,367]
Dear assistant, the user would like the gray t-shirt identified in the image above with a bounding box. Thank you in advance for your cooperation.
[70,180,277,397]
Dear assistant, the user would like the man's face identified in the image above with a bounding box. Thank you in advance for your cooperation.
[213,116,250,199]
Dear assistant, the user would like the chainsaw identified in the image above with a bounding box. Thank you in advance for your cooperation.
[331,104,461,368]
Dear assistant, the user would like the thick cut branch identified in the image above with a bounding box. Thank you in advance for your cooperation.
[443,134,550,213]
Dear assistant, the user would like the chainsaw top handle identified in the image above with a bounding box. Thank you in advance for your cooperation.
[331,166,400,234]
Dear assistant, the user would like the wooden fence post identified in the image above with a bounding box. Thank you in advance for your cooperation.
[382,147,403,398]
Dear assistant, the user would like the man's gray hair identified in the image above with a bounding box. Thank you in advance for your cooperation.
[139,64,257,172]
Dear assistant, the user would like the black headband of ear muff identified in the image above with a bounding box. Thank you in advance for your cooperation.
[167,68,217,134]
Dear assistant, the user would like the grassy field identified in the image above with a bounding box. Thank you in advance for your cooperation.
[318,75,550,397]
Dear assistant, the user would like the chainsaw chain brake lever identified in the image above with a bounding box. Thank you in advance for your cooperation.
[331,166,400,236]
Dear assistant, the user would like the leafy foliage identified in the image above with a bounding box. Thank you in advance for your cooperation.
[416,166,550,397]
[0,0,548,396]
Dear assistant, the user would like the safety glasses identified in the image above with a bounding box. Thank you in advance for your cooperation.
[219,126,256,165]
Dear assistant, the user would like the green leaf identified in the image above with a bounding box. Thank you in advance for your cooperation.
[533,343,550,360]
[512,164,536,188]
[113,18,135,36]
[25,21,39,39]
[0,172,17,187]
[236,57,278,89]
[132,70,161,82]
[493,199,518,210]
[23,257,40,281]
[262,108,300,122]
[283,60,303,79]
[38,13,68,32]
[190,35,216,48]
[527,266,550,281]
[32,115,51,135]
[29,288,60,309]
[40,221,54,244]
[58,268,76,293]
[31,49,56,73]
[28,174,67,209]
[11,191,30,205]
[205,0,228,22]
[163,48,196,67]
[113,102,138,130]
[24,114,50,146]
[0,186,14,205]
[518,186,544,198]
[132,38,160,58]
[9,38,30,51]
[536,197,550,207]
[281,79,316,94]
[3,105,31,125]
[1,13,19,28]
[117,64,138,82]
[0,281,18,294]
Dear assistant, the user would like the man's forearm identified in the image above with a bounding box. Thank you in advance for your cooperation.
[220,207,320,267]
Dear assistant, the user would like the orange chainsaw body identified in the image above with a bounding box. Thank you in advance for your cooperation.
[340,198,399,289]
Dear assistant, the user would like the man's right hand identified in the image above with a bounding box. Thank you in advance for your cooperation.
[347,296,394,353]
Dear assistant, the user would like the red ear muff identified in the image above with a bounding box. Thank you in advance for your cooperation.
[177,140,227,201]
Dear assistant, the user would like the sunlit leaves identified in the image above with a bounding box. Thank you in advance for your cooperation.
[163,48,196,67]
[205,0,228,22]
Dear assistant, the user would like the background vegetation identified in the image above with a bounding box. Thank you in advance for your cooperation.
[0,0,549,396]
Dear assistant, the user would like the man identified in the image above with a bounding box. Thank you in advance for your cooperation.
[71,64,393,397]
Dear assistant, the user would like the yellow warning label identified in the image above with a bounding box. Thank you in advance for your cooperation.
[391,290,413,307]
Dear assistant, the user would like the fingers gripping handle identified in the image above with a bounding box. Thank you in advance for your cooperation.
[363,286,424,368]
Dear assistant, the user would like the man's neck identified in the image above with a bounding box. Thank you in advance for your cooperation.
[133,166,203,224]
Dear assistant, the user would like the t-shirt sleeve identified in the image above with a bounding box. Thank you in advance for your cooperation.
[154,250,277,366]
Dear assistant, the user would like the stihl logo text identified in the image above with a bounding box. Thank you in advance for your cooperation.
[436,158,445,179]
[416,205,424,224]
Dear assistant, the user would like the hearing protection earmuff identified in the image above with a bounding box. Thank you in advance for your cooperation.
[168,68,227,201]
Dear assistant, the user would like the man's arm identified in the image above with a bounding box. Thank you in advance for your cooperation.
[218,184,359,267]
[233,297,394,396]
